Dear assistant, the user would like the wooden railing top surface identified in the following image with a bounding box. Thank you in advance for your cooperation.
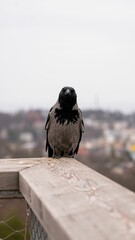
[1,157,135,240]
[0,158,44,190]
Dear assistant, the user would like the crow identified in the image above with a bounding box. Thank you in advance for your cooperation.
[45,86,84,158]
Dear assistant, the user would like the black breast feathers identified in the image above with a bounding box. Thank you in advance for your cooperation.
[54,108,79,125]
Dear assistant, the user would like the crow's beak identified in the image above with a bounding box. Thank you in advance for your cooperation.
[65,89,71,95]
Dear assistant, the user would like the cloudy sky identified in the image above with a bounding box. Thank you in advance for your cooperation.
[0,0,135,113]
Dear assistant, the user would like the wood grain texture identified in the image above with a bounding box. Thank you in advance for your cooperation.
[0,158,46,191]
[19,157,135,240]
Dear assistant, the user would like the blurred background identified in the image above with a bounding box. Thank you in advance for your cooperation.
[1,0,135,191]
[0,1,135,238]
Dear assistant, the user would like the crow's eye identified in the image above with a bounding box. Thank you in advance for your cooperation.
[70,88,75,94]
[62,88,66,93]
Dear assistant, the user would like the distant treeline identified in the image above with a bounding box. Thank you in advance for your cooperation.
[0,108,135,130]
[82,109,135,126]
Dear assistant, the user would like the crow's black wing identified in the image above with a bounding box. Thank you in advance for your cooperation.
[45,107,53,156]
[74,111,84,154]
[45,107,53,130]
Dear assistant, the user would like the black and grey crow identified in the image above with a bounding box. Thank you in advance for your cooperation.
[45,86,84,158]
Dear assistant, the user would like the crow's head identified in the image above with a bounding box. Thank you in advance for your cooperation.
[58,87,77,109]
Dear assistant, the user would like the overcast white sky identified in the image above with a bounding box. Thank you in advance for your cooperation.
[0,0,135,113]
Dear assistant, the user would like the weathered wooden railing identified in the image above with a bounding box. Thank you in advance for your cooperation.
[0,157,135,240]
